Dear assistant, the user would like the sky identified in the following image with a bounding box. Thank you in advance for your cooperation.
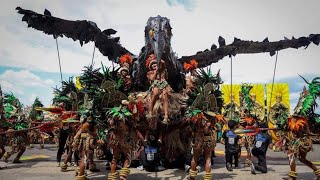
[0,0,319,113]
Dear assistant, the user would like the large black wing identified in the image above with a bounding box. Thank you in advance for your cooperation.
[179,35,320,68]
[16,7,132,61]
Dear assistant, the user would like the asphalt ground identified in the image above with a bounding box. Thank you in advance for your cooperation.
[0,143,319,180]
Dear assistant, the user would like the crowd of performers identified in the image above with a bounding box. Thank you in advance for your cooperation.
[0,54,320,180]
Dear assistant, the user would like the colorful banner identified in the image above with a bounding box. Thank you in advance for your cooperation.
[266,83,290,113]
[221,84,241,107]
[251,84,265,109]
[250,84,265,119]
[266,83,290,142]
[221,84,241,118]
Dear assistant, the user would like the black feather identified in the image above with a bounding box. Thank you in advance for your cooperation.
[211,43,217,50]
[44,9,51,16]
[218,36,226,47]
[263,38,269,43]
[103,29,117,36]
[233,37,241,43]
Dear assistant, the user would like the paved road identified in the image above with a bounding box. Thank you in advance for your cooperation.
[0,143,319,180]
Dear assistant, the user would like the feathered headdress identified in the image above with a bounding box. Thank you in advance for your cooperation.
[183,59,198,72]
[119,54,133,66]
[119,54,133,74]
[145,54,157,69]
[288,116,308,132]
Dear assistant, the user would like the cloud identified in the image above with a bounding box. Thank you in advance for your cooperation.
[0,69,54,88]
[2,0,320,77]
[1,0,320,107]
[0,69,55,105]
[166,0,196,11]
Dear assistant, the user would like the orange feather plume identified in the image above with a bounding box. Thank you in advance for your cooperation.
[183,59,198,72]
[243,117,255,126]
[215,114,225,123]
[119,54,133,65]
[288,116,308,132]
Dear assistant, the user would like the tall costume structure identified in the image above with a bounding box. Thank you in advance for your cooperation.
[15,7,320,179]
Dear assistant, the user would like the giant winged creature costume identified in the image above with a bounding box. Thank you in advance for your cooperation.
[15,7,320,180]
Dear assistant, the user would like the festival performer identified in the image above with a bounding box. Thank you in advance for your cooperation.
[186,82,218,180]
[61,121,80,171]
[183,59,199,95]
[269,93,289,151]
[2,93,28,163]
[281,77,320,180]
[187,110,215,180]
[73,115,98,180]
[146,54,172,124]
[28,98,45,149]
[3,126,28,163]
[57,121,71,167]
[250,122,273,174]
[221,120,241,171]
[238,84,260,166]
[106,104,144,180]
[118,54,133,91]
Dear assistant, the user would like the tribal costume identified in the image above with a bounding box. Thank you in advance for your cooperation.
[61,124,80,172]
[73,120,98,180]
[188,111,215,180]
[282,77,320,180]
[106,105,143,180]
[3,130,28,163]
[187,82,219,180]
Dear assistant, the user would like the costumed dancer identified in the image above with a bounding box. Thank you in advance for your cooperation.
[106,103,144,180]
[61,121,80,171]
[146,54,172,125]
[3,118,28,163]
[118,54,133,91]
[187,110,215,180]
[238,84,259,166]
[2,94,28,163]
[73,115,98,180]
[28,97,45,149]
[282,77,320,180]
[187,82,218,180]
[269,94,289,151]
[283,115,319,180]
